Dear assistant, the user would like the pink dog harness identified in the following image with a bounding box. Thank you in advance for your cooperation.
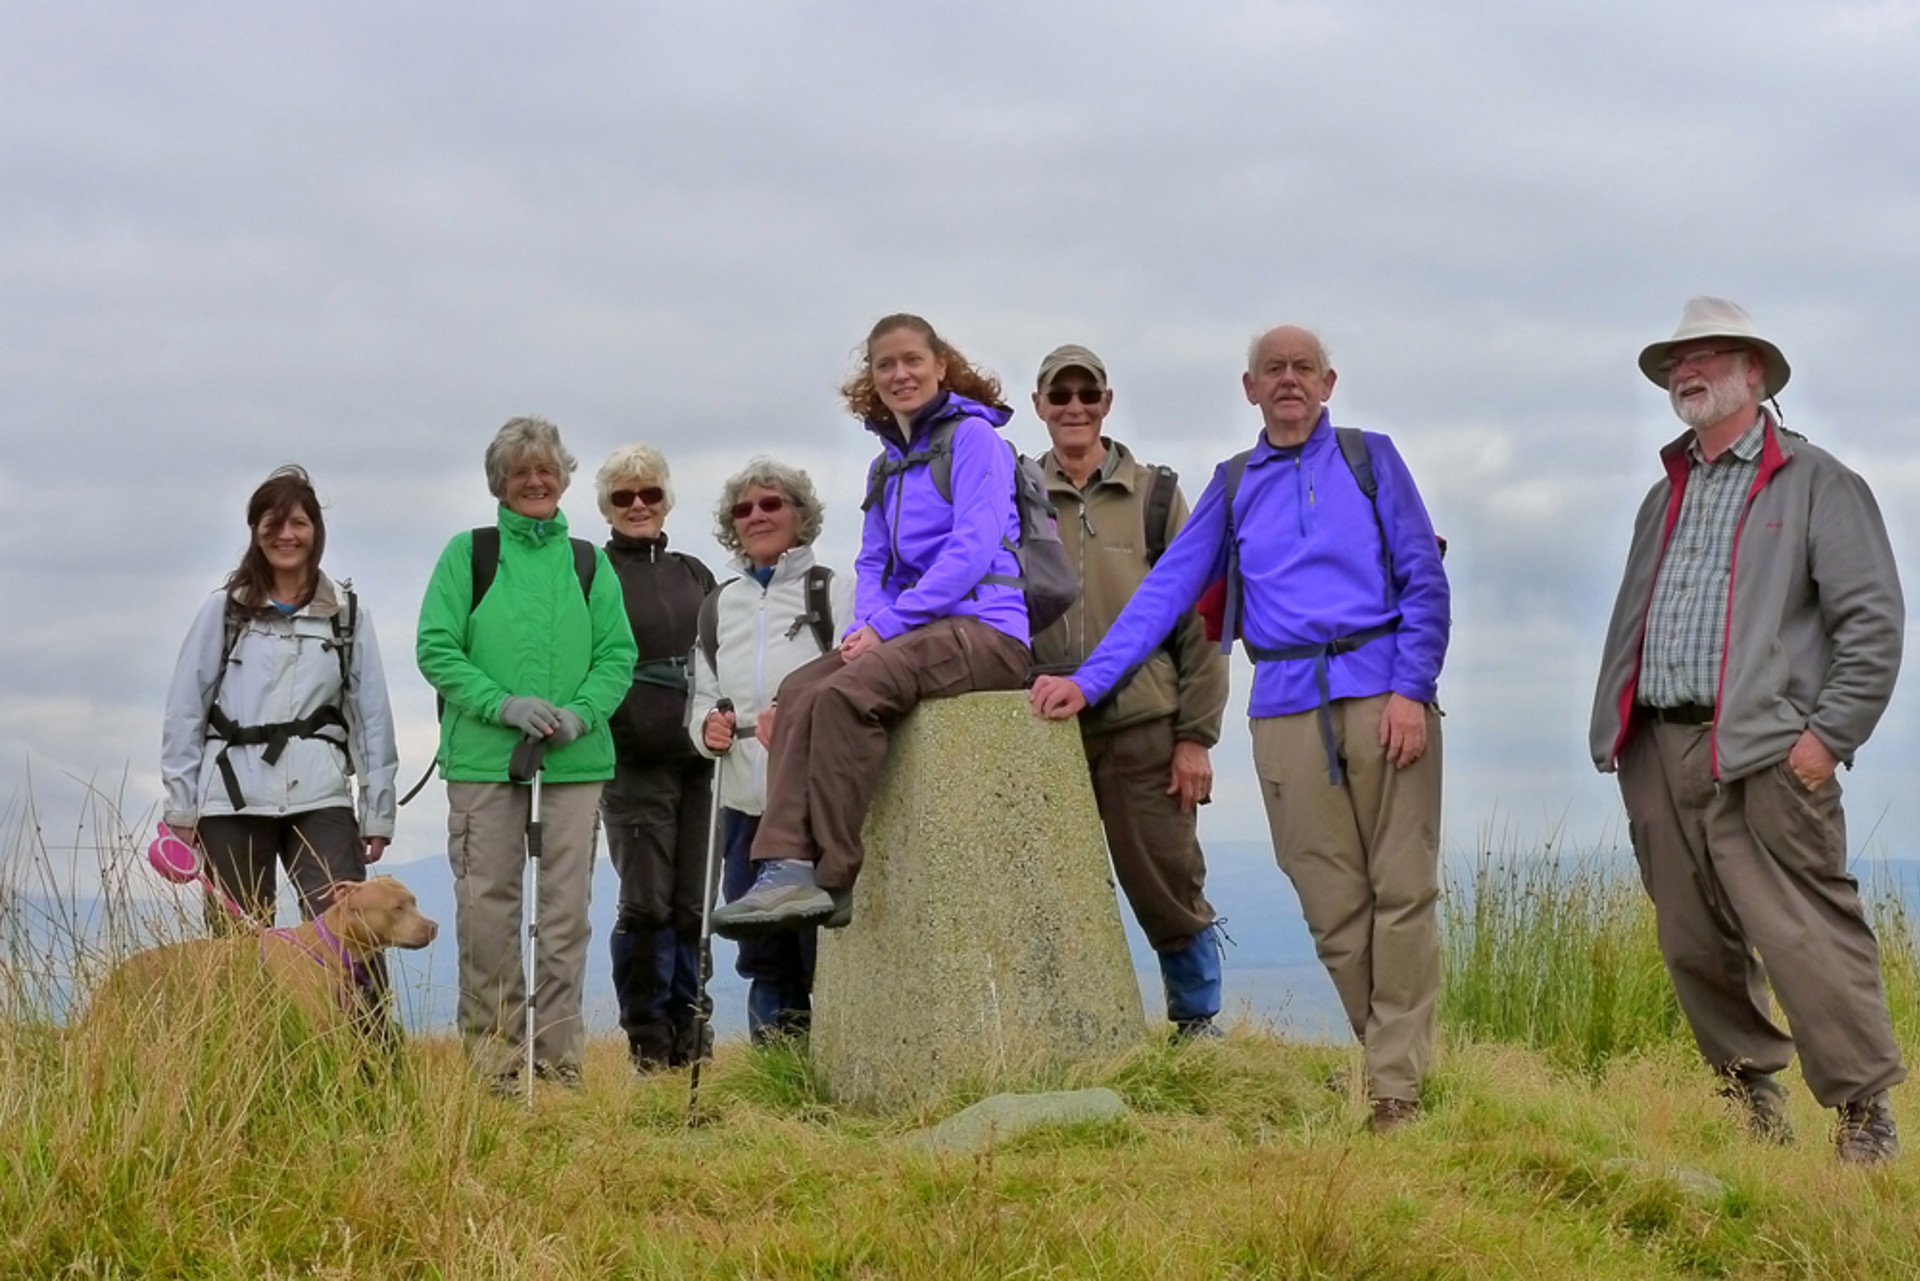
[262,916,374,1009]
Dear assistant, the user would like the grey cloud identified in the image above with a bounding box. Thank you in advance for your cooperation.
[6,0,1920,863]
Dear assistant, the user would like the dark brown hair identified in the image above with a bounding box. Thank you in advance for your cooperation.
[224,465,326,611]
[838,313,1005,423]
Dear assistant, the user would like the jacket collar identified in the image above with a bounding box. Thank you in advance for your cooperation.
[227,572,341,620]
[1245,410,1333,468]
[608,529,669,559]
[1043,438,1138,498]
[498,503,572,547]
[866,390,1013,451]
[727,542,819,584]
[1659,408,1793,488]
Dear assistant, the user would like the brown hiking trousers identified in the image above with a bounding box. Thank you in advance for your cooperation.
[1081,716,1216,951]
[749,616,1031,890]
[1618,721,1905,1106]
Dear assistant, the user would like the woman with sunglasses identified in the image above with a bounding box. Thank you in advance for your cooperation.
[593,444,720,1072]
[688,458,854,1044]
[711,313,1032,938]
[417,417,637,1091]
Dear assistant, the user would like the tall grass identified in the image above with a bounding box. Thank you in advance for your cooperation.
[1442,835,1920,1079]
[1440,839,1684,1075]
[6,789,1920,1278]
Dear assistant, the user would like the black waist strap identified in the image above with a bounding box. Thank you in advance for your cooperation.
[1244,621,1400,786]
[631,656,690,692]
[206,703,349,810]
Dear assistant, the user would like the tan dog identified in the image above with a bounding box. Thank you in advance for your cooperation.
[89,874,439,1040]
[258,875,439,1024]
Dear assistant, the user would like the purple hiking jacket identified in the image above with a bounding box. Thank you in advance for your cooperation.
[856,391,1030,646]
[1073,413,1449,717]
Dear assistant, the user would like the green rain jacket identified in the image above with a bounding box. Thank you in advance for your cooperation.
[416,505,638,783]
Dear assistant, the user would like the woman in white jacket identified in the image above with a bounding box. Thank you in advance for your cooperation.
[160,466,399,931]
[688,458,854,1043]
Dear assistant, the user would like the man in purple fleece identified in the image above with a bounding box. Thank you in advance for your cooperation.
[1033,326,1450,1132]
[712,314,1032,938]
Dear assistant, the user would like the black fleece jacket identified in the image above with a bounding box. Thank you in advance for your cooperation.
[603,531,716,762]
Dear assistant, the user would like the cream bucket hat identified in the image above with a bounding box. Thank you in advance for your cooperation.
[1639,296,1790,398]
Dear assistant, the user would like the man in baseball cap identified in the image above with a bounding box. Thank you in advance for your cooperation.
[1026,343,1231,1040]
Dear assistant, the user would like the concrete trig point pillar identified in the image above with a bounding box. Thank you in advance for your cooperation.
[810,690,1145,1110]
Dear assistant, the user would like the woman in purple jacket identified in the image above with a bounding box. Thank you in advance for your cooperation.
[711,314,1032,936]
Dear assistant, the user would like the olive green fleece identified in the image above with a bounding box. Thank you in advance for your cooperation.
[416,505,638,783]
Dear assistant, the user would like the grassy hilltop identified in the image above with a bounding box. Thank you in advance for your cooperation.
[5,811,1920,1277]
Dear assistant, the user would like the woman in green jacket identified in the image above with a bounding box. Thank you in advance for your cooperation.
[416,416,638,1091]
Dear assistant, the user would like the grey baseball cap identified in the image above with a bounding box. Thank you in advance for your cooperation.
[1035,343,1109,392]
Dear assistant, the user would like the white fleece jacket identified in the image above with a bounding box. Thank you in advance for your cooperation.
[160,573,399,837]
[686,545,855,814]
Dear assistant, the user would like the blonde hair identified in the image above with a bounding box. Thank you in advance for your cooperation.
[594,443,675,519]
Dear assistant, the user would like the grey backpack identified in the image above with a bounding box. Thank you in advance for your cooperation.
[861,421,1079,635]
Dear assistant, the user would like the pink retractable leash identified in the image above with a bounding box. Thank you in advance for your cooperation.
[146,822,252,923]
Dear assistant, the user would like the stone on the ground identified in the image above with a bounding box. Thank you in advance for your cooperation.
[903,1088,1131,1155]
[1599,1157,1729,1201]
[811,690,1144,1109]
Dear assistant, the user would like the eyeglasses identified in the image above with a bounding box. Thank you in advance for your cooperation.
[1658,347,1743,375]
[731,494,788,520]
[1045,386,1105,407]
[610,486,666,508]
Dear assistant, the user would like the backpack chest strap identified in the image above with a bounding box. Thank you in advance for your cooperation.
[206,704,350,810]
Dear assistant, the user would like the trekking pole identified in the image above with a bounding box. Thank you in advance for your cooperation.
[687,697,733,1124]
[509,735,547,1109]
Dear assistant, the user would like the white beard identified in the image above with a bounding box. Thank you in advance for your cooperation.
[1671,363,1752,430]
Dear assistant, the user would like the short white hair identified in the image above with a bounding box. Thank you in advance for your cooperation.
[484,417,576,498]
[595,443,675,519]
[1245,327,1332,375]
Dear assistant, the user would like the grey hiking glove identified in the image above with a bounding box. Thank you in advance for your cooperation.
[499,695,563,738]
[549,708,588,746]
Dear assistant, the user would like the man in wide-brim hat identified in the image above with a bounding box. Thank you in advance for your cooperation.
[1591,296,1906,1164]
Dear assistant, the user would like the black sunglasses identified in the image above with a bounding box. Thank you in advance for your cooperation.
[610,486,666,508]
[731,494,788,520]
[1045,387,1104,406]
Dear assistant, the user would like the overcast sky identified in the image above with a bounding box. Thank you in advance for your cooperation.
[5,1,1920,887]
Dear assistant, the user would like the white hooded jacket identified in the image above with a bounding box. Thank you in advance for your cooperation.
[686,544,855,814]
[161,573,400,837]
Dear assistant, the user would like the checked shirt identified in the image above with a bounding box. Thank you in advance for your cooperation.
[1637,417,1766,709]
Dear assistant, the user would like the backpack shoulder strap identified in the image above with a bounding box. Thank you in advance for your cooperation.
[697,579,734,673]
[1333,427,1393,595]
[1335,426,1376,499]
[805,566,835,653]
[469,526,501,613]
[331,583,358,694]
[570,538,597,601]
[930,421,960,504]
[1143,464,1179,566]
[1219,449,1256,653]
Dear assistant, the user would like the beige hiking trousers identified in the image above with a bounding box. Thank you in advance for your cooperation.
[446,779,603,1079]
[1251,693,1443,1102]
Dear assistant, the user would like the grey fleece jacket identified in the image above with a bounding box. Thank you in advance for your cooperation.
[1590,414,1903,781]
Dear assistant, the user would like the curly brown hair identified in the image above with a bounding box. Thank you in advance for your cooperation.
[838,313,1005,423]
